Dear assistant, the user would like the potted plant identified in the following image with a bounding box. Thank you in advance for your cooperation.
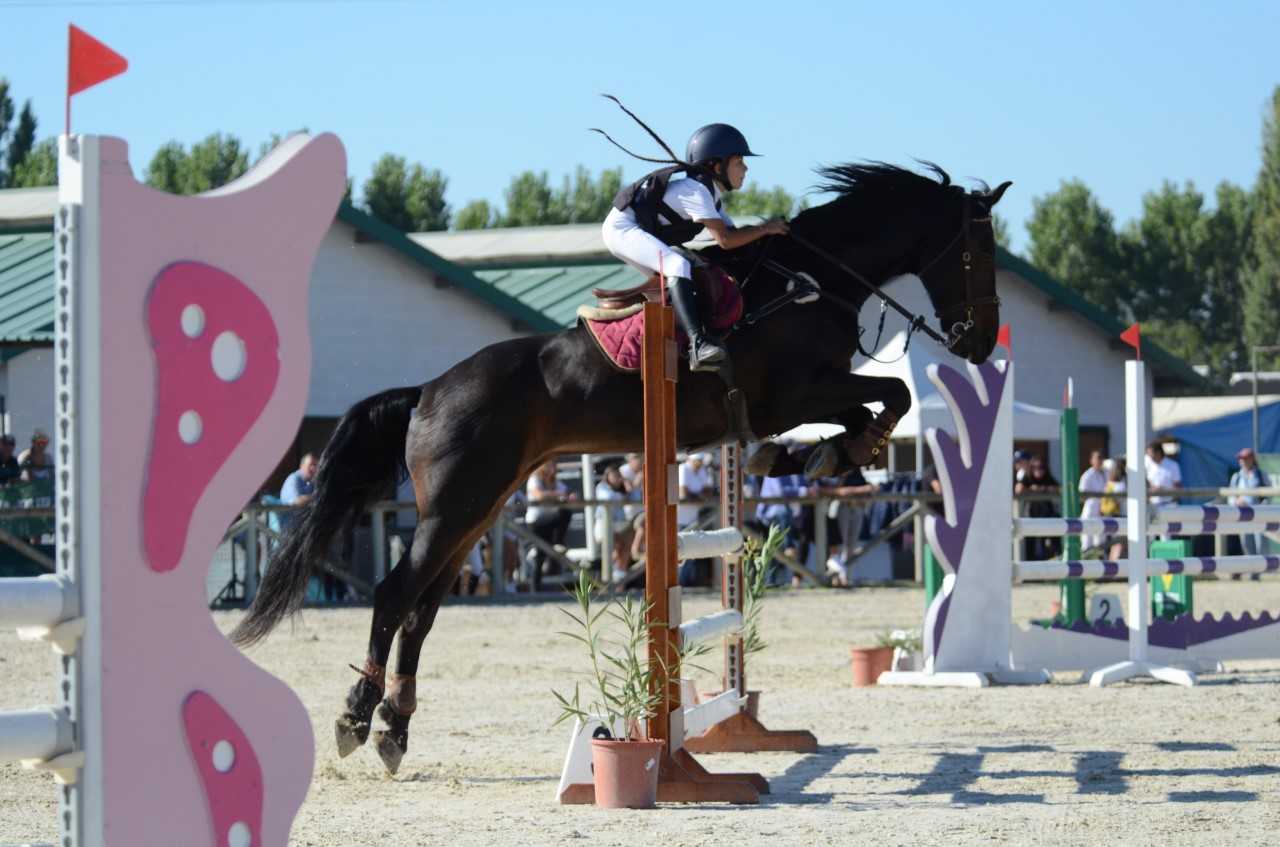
[553,570,665,808]
[735,524,787,716]
[850,627,916,687]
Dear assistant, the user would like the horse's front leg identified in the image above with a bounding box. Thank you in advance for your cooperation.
[748,373,911,479]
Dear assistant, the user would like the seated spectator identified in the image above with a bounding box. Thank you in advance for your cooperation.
[0,435,19,486]
[280,453,318,528]
[756,471,807,585]
[677,452,717,586]
[677,452,716,528]
[525,459,575,592]
[816,467,875,587]
[620,453,645,521]
[281,453,336,601]
[18,429,53,483]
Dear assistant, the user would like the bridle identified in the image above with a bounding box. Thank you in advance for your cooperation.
[775,191,1000,356]
[916,193,1001,352]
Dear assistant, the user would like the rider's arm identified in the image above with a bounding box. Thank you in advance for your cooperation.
[699,217,789,251]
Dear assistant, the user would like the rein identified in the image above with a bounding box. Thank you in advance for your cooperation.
[738,194,1000,357]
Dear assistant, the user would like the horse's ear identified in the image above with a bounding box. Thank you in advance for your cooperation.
[987,181,1012,207]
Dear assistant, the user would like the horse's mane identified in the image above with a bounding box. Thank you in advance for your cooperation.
[809,161,970,206]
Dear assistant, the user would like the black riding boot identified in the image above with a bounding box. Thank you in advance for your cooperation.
[667,276,726,371]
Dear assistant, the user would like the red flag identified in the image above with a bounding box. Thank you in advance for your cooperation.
[996,323,1012,355]
[1119,322,1141,359]
[66,25,128,133]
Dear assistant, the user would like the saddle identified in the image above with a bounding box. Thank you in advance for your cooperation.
[581,266,736,323]
[591,274,663,311]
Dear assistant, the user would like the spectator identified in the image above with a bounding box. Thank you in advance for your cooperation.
[594,462,634,581]
[756,470,808,585]
[525,459,575,592]
[1013,449,1031,484]
[677,452,717,586]
[1145,440,1181,507]
[280,453,318,526]
[1078,450,1108,553]
[0,435,19,486]
[18,428,53,483]
[620,453,645,521]
[1229,447,1270,571]
[817,467,875,587]
[1016,455,1060,560]
[677,452,716,527]
[281,453,334,600]
[920,463,944,515]
[1101,458,1127,560]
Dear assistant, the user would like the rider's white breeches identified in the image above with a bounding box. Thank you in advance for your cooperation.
[602,207,692,280]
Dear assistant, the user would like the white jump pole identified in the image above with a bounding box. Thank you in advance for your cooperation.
[1088,360,1195,687]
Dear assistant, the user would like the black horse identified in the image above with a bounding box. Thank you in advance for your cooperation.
[233,162,1010,774]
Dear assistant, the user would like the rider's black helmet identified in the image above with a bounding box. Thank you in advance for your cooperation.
[685,124,759,165]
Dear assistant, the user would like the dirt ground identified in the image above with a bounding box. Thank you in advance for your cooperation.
[4,580,1280,847]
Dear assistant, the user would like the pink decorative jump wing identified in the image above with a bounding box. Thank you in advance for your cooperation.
[143,262,280,573]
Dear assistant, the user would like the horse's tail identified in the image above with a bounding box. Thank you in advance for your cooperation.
[232,385,421,647]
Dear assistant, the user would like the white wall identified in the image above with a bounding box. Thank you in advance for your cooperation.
[854,270,1153,477]
[304,224,532,416]
[6,348,56,448]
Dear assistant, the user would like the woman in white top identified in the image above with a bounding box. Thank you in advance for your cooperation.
[525,460,575,591]
[602,123,788,371]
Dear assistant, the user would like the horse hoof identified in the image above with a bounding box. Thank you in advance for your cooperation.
[804,443,839,480]
[745,442,783,476]
[335,673,384,757]
[335,714,370,758]
[371,699,411,776]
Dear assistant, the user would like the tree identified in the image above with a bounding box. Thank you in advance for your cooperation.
[0,79,12,187]
[143,133,249,195]
[1120,181,1210,325]
[455,199,496,230]
[145,141,187,193]
[500,170,566,227]
[1025,180,1131,316]
[1244,86,1280,367]
[362,154,450,232]
[564,165,622,223]
[9,138,57,187]
[4,102,35,185]
[723,183,797,218]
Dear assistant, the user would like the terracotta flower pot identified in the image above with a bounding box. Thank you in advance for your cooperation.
[590,738,663,808]
[850,646,894,686]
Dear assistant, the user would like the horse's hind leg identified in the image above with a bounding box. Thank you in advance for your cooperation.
[334,516,461,761]
[334,540,415,758]
[368,558,461,774]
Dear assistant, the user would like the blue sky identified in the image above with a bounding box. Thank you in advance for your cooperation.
[3,0,1278,252]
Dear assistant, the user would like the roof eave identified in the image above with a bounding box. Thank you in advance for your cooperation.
[996,247,1210,392]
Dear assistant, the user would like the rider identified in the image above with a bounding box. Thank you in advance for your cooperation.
[602,123,789,371]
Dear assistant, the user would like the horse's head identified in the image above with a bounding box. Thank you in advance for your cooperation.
[917,180,1011,364]
[795,164,1011,365]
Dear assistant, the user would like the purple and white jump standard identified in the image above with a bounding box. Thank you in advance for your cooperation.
[880,356,1280,689]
